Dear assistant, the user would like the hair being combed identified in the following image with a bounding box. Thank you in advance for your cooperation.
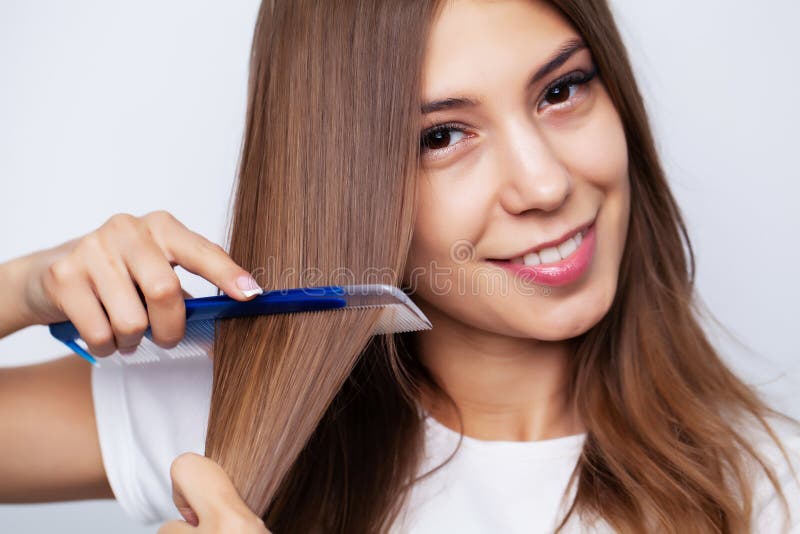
[206,1,440,531]
[205,1,799,532]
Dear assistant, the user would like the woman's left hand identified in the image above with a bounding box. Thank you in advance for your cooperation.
[157,452,271,534]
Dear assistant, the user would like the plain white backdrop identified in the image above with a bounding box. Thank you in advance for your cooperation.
[1,1,798,532]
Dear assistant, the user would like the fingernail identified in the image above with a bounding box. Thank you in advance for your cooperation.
[236,274,263,297]
[178,506,199,526]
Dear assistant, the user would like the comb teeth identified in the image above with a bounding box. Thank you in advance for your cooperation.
[372,302,432,334]
[91,284,430,367]
[84,320,215,367]
[341,284,432,335]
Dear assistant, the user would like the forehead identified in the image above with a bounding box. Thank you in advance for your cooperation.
[422,0,580,101]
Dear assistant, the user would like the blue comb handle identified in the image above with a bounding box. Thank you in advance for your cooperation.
[48,285,348,365]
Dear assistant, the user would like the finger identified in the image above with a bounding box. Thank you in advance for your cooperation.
[117,286,189,356]
[171,480,200,527]
[169,452,247,522]
[83,241,150,352]
[49,266,117,357]
[156,520,195,534]
[120,237,186,349]
[144,212,263,301]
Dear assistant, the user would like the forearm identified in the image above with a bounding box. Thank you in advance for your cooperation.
[0,356,112,502]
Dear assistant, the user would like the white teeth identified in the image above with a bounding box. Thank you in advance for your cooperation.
[557,237,577,258]
[506,228,586,266]
[523,252,540,266]
[538,246,561,264]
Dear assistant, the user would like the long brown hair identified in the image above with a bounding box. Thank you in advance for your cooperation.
[205,1,798,532]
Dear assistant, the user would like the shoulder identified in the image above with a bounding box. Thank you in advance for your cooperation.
[91,356,213,524]
[746,415,800,533]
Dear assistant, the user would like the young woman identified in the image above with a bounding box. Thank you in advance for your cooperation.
[1,1,798,533]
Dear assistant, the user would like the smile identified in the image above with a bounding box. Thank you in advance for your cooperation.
[486,220,597,287]
[507,227,586,266]
[488,219,593,265]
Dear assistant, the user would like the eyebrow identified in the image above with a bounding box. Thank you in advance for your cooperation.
[420,37,587,115]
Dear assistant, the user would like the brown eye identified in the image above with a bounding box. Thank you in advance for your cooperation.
[545,82,572,106]
[422,129,451,150]
[538,66,598,111]
[420,125,467,153]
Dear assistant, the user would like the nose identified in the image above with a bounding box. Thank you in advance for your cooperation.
[496,119,572,215]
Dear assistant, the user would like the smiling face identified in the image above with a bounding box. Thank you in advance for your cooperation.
[404,0,631,342]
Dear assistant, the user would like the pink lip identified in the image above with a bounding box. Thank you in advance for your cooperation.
[487,223,597,287]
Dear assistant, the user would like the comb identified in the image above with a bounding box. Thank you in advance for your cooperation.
[48,284,431,367]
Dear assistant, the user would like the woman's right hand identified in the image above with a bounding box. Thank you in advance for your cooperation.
[19,210,263,357]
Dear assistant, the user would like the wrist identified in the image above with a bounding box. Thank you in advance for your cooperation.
[0,254,40,337]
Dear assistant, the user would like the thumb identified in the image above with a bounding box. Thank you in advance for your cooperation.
[169,452,250,527]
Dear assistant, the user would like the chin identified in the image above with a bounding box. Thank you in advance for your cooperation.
[508,272,619,341]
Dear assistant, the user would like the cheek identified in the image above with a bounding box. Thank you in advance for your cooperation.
[407,173,492,266]
[405,180,445,281]
[559,90,629,192]
[554,90,631,264]
[566,99,631,267]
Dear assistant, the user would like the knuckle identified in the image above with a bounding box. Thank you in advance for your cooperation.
[152,330,184,349]
[47,259,77,284]
[75,233,122,274]
[145,276,182,302]
[111,314,148,338]
[79,232,104,252]
[98,214,141,250]
[144,209,177,229]
[105,212,137,230]
[84,334,115,357]
[82,328,112,347]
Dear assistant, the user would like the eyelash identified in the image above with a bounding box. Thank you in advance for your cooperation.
[419,65,599,157]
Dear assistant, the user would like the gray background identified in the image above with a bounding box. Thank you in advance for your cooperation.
[1,0,798,532]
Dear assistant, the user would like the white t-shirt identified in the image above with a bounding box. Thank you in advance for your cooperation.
[91,356,800,533]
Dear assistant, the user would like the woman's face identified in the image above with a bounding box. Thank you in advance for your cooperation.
[404,0,630,341]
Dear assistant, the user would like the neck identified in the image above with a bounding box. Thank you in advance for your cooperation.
[414,301,584,442]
